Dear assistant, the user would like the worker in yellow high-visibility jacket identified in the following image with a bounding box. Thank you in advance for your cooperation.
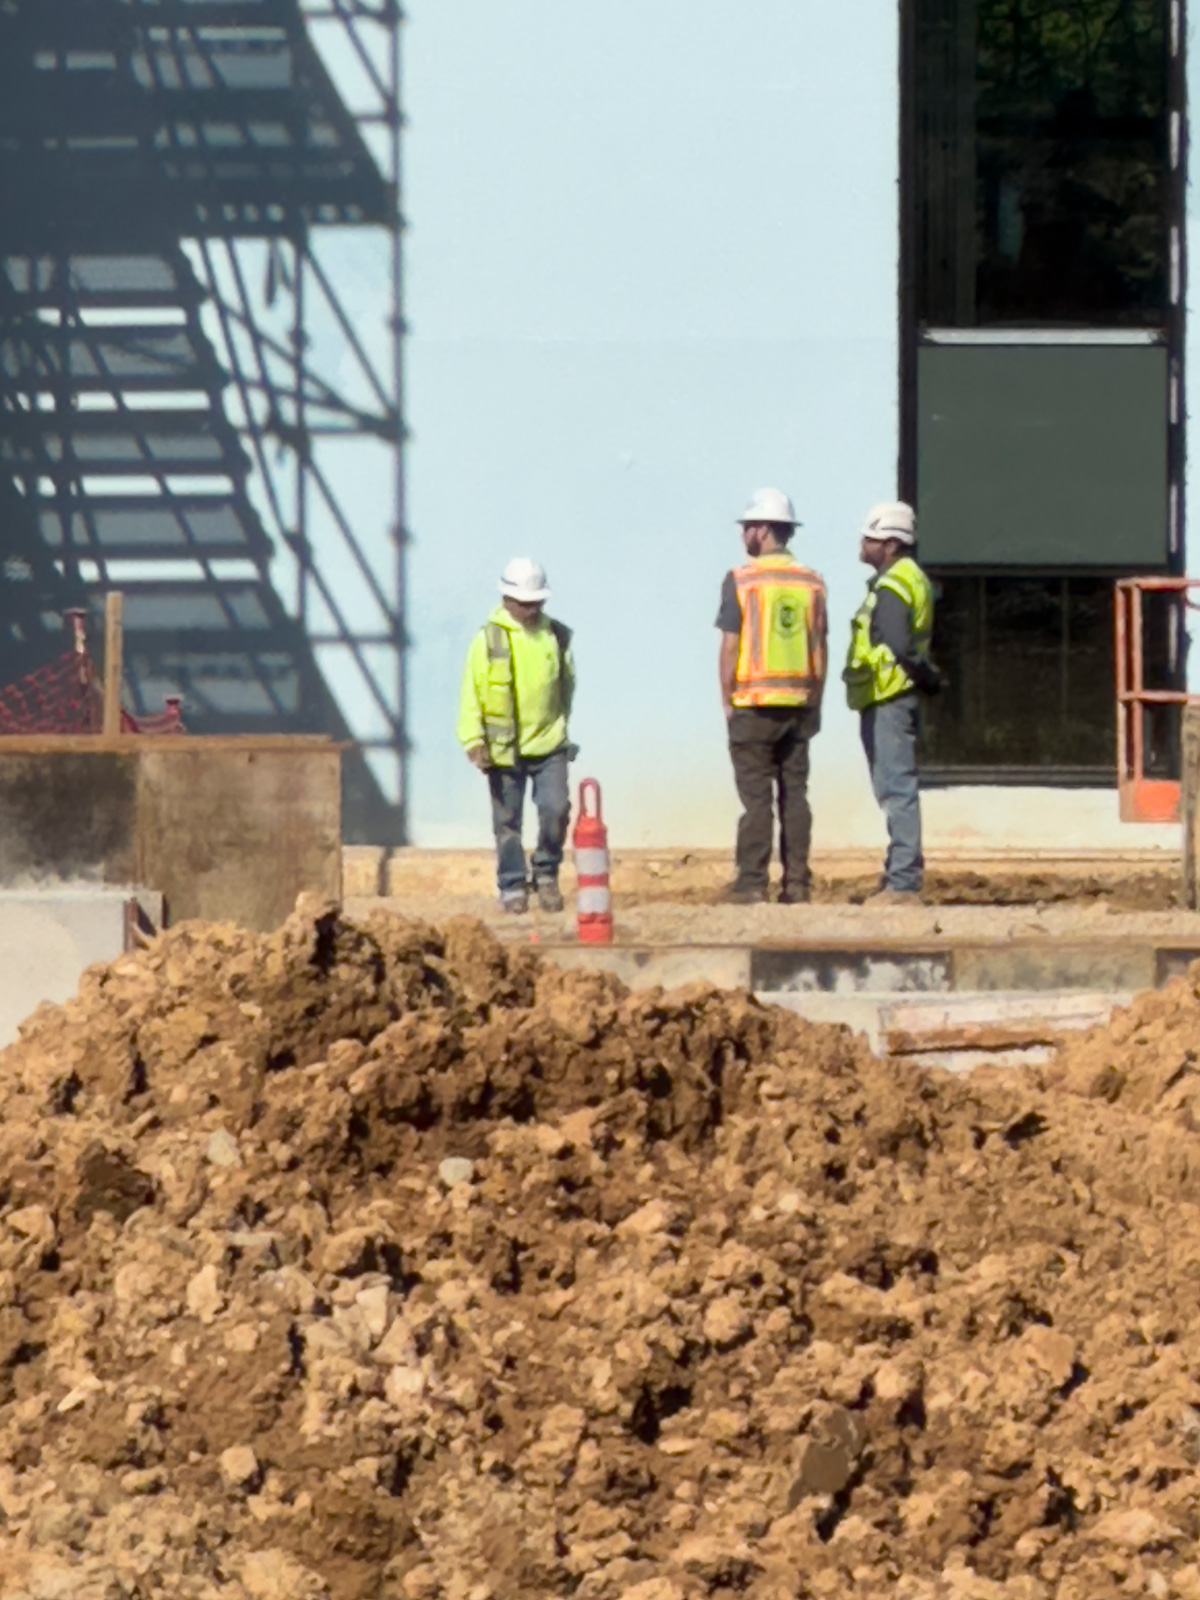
[843,501,939,905]
[716,488,827,904]
[457,557,575,915]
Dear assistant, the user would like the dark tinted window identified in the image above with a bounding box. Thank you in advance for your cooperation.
[921,574,1116,774]
[914,0,1169,327]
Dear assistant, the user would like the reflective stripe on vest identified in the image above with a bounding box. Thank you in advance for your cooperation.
[732,558,826,708]
[843,556,935,712]
[482,623,519,765]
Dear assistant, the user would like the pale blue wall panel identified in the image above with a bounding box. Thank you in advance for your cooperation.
[404,0,901,846]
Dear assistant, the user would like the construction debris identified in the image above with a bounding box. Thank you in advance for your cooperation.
[1,905,1200,1597]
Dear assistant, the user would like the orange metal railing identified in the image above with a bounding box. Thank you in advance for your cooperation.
[1115,576,1197,824]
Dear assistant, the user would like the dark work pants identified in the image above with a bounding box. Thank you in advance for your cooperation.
[487,747,571,894]
[728,706,818,893]
[860,695,923,892]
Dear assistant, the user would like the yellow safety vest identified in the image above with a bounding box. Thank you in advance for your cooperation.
[466,614,572,766]
[731,554,827,709]
[843,556,935,712]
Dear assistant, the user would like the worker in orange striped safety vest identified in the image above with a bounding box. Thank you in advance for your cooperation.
[715,488,827,904]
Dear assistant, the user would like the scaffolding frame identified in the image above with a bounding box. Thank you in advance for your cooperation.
[190,0,408,828]
[0,0,408,842]
[1115,575,1196,824]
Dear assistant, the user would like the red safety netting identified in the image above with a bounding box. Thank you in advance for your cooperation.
[0,633,185,738]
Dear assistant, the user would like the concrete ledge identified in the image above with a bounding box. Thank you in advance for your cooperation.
[544,944,752,991]
[534,937,1188,1002]
[953,944,1157,993]
[765,988,1132,1070]
[752,947,953,994]
[343,846,388,898]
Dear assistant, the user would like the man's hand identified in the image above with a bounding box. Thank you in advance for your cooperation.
[723,702,734,724]
[466,744,491,771]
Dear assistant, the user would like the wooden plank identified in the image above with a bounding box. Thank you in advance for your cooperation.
[887,1024,1064,1056]
[103,591,124,739]
[1183,704,1200,910]
[0,735,338,753]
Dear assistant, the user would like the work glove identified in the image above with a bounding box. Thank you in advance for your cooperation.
[466,744,491,771]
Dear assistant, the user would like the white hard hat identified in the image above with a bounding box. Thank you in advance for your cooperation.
[737,487,800,527]
[861,501,916,544]
[498,556,550,603]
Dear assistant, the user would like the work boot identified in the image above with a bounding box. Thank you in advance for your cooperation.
[778,883,811,905]
[499,889,529,914]
[717,881,768,905]
[536,879,564,913]
[863,886,921,906]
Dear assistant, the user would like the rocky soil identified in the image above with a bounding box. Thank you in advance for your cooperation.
[2,905,1200,1598]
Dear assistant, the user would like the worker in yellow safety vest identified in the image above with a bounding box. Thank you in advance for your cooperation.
[458,557,575,915]
[843,502,939,905]
[716,488,827,904]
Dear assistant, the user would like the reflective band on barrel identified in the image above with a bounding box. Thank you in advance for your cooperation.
[574,848,609,876]
[577,887,611,914]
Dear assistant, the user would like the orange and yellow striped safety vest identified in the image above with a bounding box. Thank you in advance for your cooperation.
[732,553,827,709]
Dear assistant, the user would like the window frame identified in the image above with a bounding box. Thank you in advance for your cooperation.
[899,0,1188,785]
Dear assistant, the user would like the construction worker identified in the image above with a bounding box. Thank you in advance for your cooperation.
[458,558,575,914]
[844,502,939,905]
[716,488,827,904]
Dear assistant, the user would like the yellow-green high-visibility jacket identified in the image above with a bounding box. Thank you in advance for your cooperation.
[457,605,575,766]
[843,555,935,712]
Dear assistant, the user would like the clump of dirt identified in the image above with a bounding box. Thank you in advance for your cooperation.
[4,905,1200,1599]
[823,869,1178,911]
[1044,959,1200,1116]
[913,869,1180,913]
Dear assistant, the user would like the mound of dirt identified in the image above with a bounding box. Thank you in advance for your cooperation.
[902,868,1180,912]
[3,906,1200,1600]
[1044,961,1200,1118]
[609,859,1180,912]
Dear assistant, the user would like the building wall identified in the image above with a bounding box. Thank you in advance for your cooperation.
[404,1,1181,854]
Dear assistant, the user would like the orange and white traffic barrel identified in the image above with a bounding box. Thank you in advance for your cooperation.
[573,778,613,945]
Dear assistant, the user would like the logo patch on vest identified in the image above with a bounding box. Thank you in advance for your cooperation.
[773,598,802,638]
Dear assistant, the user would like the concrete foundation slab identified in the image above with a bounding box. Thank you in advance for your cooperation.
[763,989,1131,1068]
[527,934,1191,1001]
[0,737,341,930]
[951,943,1157,993]
[751,947,953,994]
[544,943,752,991]
[882,988,1132,1038]
[752,992,896,1051]
[0,886,163,1046]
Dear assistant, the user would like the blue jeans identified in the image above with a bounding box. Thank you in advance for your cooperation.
[487,748,571,894]
[860,696,923,892]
